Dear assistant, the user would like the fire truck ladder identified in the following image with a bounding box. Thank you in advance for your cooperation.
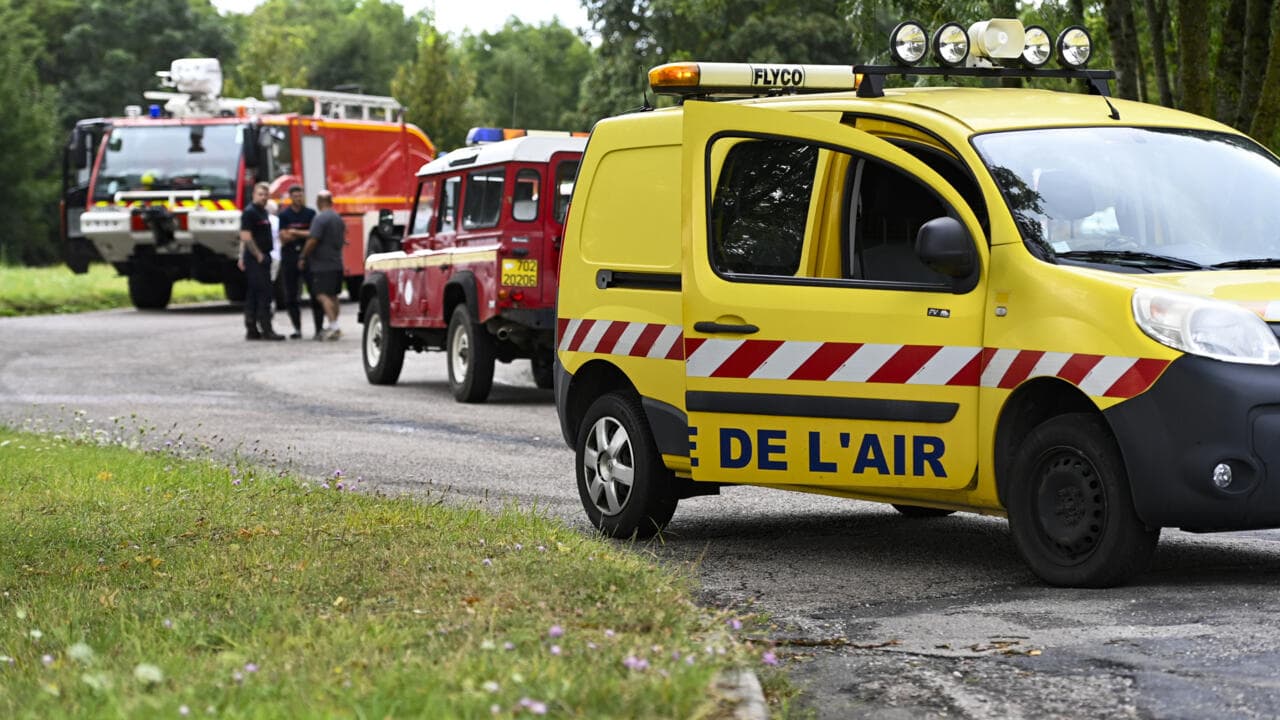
[280,88,402,122]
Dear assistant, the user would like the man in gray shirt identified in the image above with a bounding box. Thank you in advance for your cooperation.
[299,190,346,340]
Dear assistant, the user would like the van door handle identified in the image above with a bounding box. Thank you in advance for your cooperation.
[693,321,759,335]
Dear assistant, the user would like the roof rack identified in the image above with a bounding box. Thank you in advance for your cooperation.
[279,88,402,121]
[853,65,1116,99]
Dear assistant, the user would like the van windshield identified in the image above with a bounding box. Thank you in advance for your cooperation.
[95,124,243,201]
[974,127,1280,271]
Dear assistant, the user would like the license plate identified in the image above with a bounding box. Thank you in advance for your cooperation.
[501,258,538,287]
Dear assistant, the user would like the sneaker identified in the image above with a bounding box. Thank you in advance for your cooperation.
[261,331,287,341]
[325,328,342,341]
[312,332,325,341]
[289,331,303,340]
[245,331,262,341]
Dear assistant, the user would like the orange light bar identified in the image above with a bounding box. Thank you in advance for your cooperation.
[649,63,701,89]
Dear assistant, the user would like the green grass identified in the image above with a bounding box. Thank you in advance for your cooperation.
[0,428,786,718]
[0,264,226,316]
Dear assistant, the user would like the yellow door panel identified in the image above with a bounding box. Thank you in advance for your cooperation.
[680,100,988,491]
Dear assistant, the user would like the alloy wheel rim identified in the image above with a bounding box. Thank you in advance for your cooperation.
[583,416,635,517]
[451,324,470,378]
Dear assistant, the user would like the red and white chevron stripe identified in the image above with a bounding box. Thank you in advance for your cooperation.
[557,319,1170,399]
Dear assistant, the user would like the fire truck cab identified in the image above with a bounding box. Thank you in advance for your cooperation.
[70,58,434,309]
[359,128,585,403]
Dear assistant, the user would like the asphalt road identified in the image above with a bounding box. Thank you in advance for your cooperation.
[4,301,1280,719]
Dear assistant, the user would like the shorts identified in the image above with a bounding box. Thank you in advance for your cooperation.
[310,269,342,297]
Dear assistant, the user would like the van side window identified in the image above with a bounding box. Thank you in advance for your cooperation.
[512,169,540,222]
[410,181,435,235]
[845,156,952,286]
[439,177,459,234]
[463,168,504,229]
[553,160,579,224]
[710,139,817,276]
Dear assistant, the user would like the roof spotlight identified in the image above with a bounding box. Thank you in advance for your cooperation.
[890,21,929,66]
[1057,26,1092,68]
[933,23,970,67]
[1021,25,1052,68]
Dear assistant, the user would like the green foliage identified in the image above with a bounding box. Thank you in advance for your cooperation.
[0,0,60,265]
[462,19,592,132]
[393,24,481,151]
[0,427,780,718]
[22,0,235,127]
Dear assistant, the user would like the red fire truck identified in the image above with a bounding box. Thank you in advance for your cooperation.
[358,129,585,402]
[67,58,434,309]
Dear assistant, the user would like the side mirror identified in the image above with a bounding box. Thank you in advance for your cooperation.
[242,125,261,168]
[70,129,89,170]
[916,216,975,279]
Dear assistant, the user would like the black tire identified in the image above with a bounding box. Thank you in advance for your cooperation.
[531,352,554,390]
[362,296,405,385]
[1006,413,1159,588]
[575,392,678,539]
[891,504,955,518]
[446,305,495,403]
[128,272,172,310]
[223,276,246,303]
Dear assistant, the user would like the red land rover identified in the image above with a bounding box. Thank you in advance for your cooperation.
[358,130,585,402]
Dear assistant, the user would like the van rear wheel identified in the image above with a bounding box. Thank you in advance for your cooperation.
[447,305,495,403]
[128,272,172,310]
[1006,413,1158,588]
[575,392,677,539]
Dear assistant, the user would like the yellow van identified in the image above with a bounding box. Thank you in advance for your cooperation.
[554,21,1280,587]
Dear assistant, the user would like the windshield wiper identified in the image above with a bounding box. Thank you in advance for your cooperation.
[1210,257,1280,269]
[1056,249,1206,271]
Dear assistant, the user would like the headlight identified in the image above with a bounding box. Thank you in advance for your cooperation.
[1132,288,1280,365]
[1021,25,1052,68]
[1056,26,1092,68]
[890,21,928,66]
[933,23,970,67]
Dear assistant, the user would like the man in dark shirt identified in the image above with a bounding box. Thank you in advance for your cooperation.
[239,182,285,340]
[276,185,321,339]
[299,189,346,340]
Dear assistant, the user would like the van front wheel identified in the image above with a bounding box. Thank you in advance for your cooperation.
[1006,413,1158,588]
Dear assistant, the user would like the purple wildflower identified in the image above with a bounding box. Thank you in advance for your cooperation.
[548,625,563,638]
[762,651,779,666]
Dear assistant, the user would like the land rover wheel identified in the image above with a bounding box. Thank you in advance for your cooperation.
[362,296,405,385]
[531,352,554,390]
[128,272,172,310]
[447,305,495,403]
[575,392,678,539]
[891,504,955,518]
[1006,413,1159,588]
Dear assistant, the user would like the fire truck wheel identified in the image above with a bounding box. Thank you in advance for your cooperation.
[1006,412,1159,588]
[128,272,173,310]
[531,352,554,390]
[575,392,678,539]
[447,305,495,403]
[362,296,405,385]
[891,504,955,518]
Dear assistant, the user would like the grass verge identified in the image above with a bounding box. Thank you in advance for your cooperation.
[0,264,226,316]
[0,428,785,718]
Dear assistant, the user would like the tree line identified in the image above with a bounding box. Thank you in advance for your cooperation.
[2,0,1277,265]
